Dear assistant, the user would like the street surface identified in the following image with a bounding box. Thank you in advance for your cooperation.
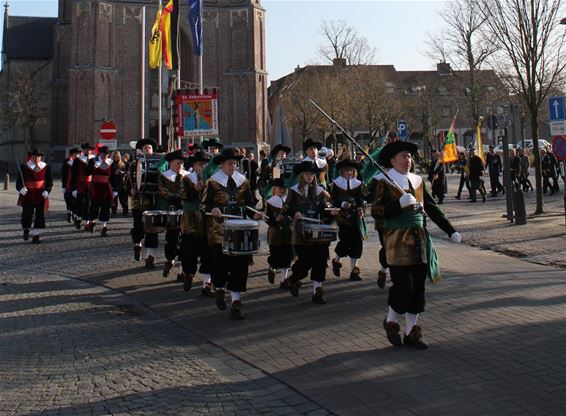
[1,173,565,416]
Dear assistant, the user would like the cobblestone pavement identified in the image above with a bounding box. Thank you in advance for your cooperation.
[1,181,565,416]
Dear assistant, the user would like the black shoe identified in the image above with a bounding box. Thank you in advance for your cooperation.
[31,235,40,244]
[403,325,428,350]
[145,255,155,269]
[289,279,301,297]
[101,227,108,237]
[482,195,486,203]
[23,229,30,241]
[455,195,461,200]
[279,281,289,290]
[230,300,245,320]
[163,260,175,278]
[182,274,194,291]
[377,270,387,289]
[123,210,129,217]
[267,268,275,284]
[215,289,227,311]
[67,213,72,223]
[134,245,142,261]
[349,267,362,281]
[74,220,81,230]
[383,319,402,347]
[331,258,342,277]
[312,287,327,304]
[201,284,215,298]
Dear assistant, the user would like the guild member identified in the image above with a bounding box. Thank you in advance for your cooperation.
[61,147,80,223]
[201,137,224,181]
[373,141,462,349]
[258,144,291,201]
[202,148,263,320]
[71,143,96,229]
[158,149,187,278]
[428,149,446,204]
[302,139,329,188]
[124,139,160,267]
[282,161,337,304]
[265,178,293,288]
[86,146,118,236]
[16,149,53,243]
[179,151,214,296]
[330,159,366,281]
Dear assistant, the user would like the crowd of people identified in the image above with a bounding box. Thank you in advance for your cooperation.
[16,137,466,349]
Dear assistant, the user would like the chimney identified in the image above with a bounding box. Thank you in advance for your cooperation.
[295,64,300,72]
[333,57,347,68]
[1,1,8,63]
[437,62,452,76]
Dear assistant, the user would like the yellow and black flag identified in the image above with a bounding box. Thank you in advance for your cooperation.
[149,0,179,70]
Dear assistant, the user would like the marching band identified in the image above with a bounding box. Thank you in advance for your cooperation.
[15,136,462,348]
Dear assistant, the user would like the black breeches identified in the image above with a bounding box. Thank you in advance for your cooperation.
[180,234,210,275]
[89,199,111,222]
[377,229,388,269]
[64,192,74,212]
[131,209,158,248]
[268,244,294,269]
[335,224,363,259]
[290,244,329,283]
[209,244,249,292]
[388,263,427,314]
[74,193,90,219]
[21,204,45,229]
[456,173,470,197]
[165,229,180,261]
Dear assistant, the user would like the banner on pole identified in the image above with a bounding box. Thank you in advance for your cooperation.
[188,0,203,56]
[176,92,218,137]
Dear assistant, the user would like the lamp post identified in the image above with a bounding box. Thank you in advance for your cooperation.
[501,105,514,221]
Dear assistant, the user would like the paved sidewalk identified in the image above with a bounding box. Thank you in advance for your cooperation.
[1,184,565,416]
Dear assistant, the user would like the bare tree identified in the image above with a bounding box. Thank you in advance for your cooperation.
[317,20,376,65]
[481,0,566,214]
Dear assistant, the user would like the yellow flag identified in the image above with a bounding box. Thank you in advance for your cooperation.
[441,115,459,163]
[149,7,162,69]
[476,118,485,162]
[161,0,174,70]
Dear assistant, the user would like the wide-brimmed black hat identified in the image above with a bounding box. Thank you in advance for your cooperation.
[81,142,95,150]
[98,146,109,154]
[136,138,157,150]
[165,149,186,162]
[270,144,291,158]
[336,158,358,171]
[202,137,224,150]
[269,178,287,188]
[295,160,321,174]
[187,151,210,166]
[303,138,323,152]
[213,148,243,164]
[378,141,419,168]
[68,147,81,155]
[28,148,45,157]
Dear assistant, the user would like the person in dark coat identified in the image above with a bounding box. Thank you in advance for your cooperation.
[468,148,486,203]
[486,145,504,196]
[427,149,446,203]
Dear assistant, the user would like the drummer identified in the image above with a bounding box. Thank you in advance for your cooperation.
[302,138,329,189]
[265,178,293,288]
[158,149,188,278]
[201,137,224,181]
[202,148,263,320]
[330,159,366,281]
[124,138,160,268]
[282,160,338,304]
[179,150,214,296]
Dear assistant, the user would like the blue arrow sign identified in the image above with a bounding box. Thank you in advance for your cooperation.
[549,96,565,122]
[397,120,408,140]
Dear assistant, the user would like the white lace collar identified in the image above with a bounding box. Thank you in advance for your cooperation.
[78,154,95,163]
[67,159,74,167]
[186,171,202,185]
[378,169,422,191]
[26,160,46,171]
[94,158,113,169]
[162,168,189,182]
[291,183,324,197]
[333,176,361,190]
[303,156,327,169]
[266,195,286,209]
[211,170,246,188]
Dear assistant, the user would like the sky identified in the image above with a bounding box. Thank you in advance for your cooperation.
[1,0,448,81]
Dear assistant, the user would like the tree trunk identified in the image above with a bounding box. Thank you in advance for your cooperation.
[530,111,544,214]
[22,124,33,152]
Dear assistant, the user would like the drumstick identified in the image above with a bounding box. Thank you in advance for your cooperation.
[300,217,321,223]
[205,212,242,219]
[246,206,270,220]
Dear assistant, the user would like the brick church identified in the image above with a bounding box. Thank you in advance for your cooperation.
[0,0,268,168]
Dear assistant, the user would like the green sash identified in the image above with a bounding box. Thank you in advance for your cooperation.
[383,211,441,283]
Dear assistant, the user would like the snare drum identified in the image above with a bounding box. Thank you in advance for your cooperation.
[166,210,183,230]
[300,222,337,243]
[142,210,168,233]
[222,219,260,256]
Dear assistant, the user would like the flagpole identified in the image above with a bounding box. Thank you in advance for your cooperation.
[175,0,181,150]
[141,6,146,139]
[198,0,204,145]
[158,0,163,148]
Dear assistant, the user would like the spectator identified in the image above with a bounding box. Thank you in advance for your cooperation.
[428,149,446,204]
[517,148,533,192]
[112,151,129,216]
[454,151,471,200]
[468,148,486,203]
[486,145,504,196]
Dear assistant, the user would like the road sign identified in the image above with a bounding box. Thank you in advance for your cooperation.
[98,139,117,151]
[548,96,565,122]
[99,121,117,140]
[552,135,566,161]
[397,120,408,140]
[550,121,566,136]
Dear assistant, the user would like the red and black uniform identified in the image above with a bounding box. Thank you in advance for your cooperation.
[16,161,53,230]
[71,155,94,225]
[88,157,117,224]
[61,157,75,220]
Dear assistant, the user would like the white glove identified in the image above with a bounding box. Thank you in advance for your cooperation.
[450,232,462,243]
[72,190,78,198]
[112,191,118,198]
[340,201,350,209]
[19,187,28,196]
[399,193,417,209]
[61,187,66,193]
[41,191,49,198]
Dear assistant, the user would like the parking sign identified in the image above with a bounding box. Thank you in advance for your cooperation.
[397,120,408,141]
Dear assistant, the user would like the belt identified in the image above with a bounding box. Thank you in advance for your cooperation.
[25,180,45,189]
[79,175,92,183]
[92,175,110,183]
